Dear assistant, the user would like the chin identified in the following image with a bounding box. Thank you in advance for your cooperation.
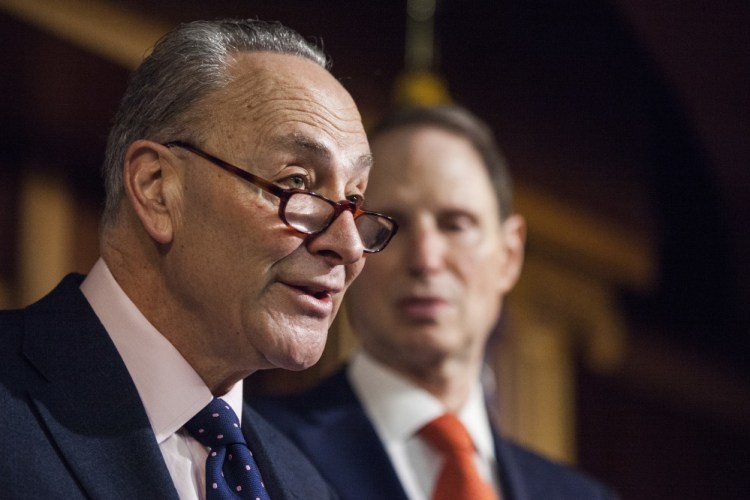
[277,354,322,372]
[272,339,327,372]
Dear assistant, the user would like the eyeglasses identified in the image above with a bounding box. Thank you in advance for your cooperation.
[164,141,398,253]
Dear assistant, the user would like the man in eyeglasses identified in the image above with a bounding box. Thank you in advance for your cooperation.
[253,105,617,499]
[0,19,396,499]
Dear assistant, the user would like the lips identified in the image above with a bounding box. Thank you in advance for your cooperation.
[279,279,343,315]
[396,295,448,320]
[293,284,334,300]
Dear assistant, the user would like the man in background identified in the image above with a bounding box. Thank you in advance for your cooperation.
[0,19,396,499]
[253,105,616,499]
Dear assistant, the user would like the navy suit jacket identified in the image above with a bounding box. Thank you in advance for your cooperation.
[252,367,618,500]
[0,274,337,499]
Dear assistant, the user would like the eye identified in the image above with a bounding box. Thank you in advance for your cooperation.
[438,212,484,246]
[347,194,364,206]
[278,173,309,190]
[440,213,477,233]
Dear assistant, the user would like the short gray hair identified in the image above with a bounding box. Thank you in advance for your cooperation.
[369,105,514,220]
[101,19,328,225]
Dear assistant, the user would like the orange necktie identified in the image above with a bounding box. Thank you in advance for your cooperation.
[420,413,498,500]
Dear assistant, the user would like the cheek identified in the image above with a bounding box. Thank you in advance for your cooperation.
[455,245,506,295]
[179,205,300,298]
[345,258,367,286]
[345,260,390,321]
[351,255,393,296]
[218,196,299,256]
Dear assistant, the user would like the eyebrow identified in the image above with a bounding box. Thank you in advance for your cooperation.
[273,132,373,173]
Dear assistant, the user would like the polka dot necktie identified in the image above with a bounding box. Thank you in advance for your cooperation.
[185,398,271,500]
[419,413,498,500]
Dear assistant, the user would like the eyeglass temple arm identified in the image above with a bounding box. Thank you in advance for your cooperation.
[164,141,287,198]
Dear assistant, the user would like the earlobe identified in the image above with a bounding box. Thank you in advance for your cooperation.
[497,214,527,292]
[123,140,176,245]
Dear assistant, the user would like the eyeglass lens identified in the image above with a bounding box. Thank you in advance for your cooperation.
[284,192,394,252]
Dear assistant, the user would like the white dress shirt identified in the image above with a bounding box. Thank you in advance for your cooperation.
[347,350,500,500]
[81,258,243,500]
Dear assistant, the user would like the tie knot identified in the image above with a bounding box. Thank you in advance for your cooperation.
[184,398,246,448]
[420,413,475,454]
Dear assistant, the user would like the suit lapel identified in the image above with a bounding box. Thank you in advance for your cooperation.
[303,369,409,500]
[23,275,179,500]
[494,432,531,500]
[241,404,343,499]
[313,409,409,500]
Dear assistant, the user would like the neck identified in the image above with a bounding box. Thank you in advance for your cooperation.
[371,350,484,413]
[100,225,256,395]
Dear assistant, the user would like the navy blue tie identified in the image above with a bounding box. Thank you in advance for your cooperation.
[185,398,271,499]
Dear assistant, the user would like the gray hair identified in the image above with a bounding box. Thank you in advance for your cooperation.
[369,105,514,220]
[101,19,328,225]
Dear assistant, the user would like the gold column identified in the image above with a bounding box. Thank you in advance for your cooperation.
[19,169,76,306]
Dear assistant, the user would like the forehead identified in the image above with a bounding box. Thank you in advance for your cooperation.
[368,126,500,215]
[202,52,368,160]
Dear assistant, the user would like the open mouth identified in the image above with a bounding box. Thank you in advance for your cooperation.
[306,288,331,300]
[288,284,333,301]
[280,282,338,318]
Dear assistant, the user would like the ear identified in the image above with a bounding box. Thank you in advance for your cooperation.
[122,140,179,245]
[496,214,526,292]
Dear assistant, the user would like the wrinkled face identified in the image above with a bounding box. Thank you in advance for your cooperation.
[166,52,371,373]
[346,126,523,373]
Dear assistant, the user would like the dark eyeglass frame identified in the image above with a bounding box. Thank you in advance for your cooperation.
[163,141,398,253]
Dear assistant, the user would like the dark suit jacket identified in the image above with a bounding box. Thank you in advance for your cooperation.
[252,367,618,500]
[0,274,337,499]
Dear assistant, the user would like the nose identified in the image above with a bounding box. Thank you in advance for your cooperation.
[306,210,365,265]
[406,222,444,275]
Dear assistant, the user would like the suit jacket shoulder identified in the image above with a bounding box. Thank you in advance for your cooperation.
[1,275,338,500]
[242,403,339,499]
[496,438,618,499]
[0,274,179,499]
[251,366,618,500]
[251,367,409,500]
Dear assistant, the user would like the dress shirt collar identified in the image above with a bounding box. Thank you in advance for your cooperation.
[80,258,243,443]
[347,350,496,461]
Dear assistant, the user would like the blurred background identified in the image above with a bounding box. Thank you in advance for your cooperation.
[0,0,748,498]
